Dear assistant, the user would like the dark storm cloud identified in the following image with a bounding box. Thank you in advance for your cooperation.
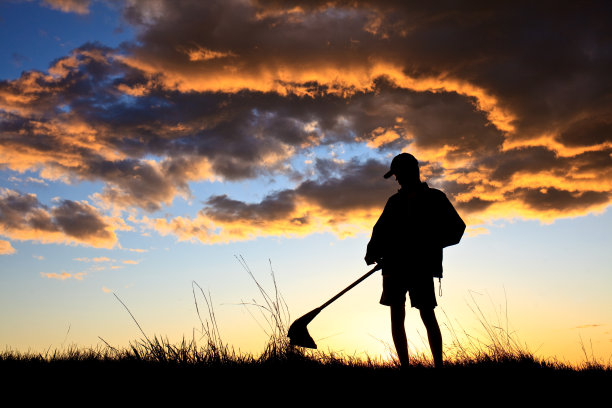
[0,190,43,229]
[0,189,116,247]
[119,0,612,182]
[483,147,563,182]
[571,148,612,173]
[205,190,296,222]
[203,158,396,223]
[511,187,610,212]
[344,0,612,142]
[295,158,394,211]
[557,118,612,147]
[454,197,495,214]
[436,179,475,198]
[121,0,378,78]
[122,0,612,139]
[52,200,112,239]
[85,157,193,212]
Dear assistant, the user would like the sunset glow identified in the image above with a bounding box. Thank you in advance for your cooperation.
[1,0,610,365]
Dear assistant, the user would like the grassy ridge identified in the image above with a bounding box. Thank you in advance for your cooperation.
[2,259,610,402]
[2,337,609,403]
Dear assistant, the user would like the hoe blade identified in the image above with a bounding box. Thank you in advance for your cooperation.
[287,308,322,349]
[286,264,381,349]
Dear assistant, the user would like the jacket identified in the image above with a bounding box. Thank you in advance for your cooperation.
[365,182,465,278]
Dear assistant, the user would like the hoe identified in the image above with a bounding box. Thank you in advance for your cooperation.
[287,263,382,348]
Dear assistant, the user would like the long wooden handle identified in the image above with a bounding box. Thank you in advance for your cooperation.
[318,263,382,310]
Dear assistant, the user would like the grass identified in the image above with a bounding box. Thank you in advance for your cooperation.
[2,258,610,401]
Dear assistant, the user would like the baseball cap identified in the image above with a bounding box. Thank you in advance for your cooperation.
[383,153,419,179]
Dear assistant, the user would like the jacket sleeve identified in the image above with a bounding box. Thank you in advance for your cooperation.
[365,198,392,261]
[437,193,466,248]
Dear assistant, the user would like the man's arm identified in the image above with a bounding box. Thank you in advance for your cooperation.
[365,198,392,265]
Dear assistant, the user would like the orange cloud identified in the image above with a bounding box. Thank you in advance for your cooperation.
[119,55,516,135]
[74,257,112,262]
[147,200,381,244]
[180,44,238,62]
[41,271,87,280]
[367,127,401,148]
[0,240,16,255]
[42,0,90,14]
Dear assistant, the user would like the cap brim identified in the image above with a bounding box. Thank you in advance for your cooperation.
[383,170,393,179]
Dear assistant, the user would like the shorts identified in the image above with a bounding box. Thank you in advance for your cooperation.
[379,273,437,309]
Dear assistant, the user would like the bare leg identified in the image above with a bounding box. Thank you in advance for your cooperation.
[390,304,409,366]
[419,308,443,368]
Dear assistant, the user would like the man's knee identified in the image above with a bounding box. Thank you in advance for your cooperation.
[419,308,437,325]
[390,304,405,324]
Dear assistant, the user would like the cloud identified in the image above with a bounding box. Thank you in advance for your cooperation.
[41,271,87,280]
[0,240,16,255]
[465,227,489,237]
[149,159,398,243]
[41,0,90,14]
[119,1,611,137]
[513,187,609,213]
[2,45,503,211]
[102,286,112,293]
[1,0,611,245]
[180,45,238,62]
[127,248,147,253]
[558,117,612,147]
[148,150,610,242]
[74,256,112,262]
[25,177,48,185]
[0,189,118,248]
[90,157,215,211]
[204,191,297,223]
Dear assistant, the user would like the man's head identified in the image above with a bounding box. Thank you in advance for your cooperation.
[384,153,420,185]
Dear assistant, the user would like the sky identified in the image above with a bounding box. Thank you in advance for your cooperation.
[0,0,611,365]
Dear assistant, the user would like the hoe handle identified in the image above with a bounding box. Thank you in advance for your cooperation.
[319,263,382,310]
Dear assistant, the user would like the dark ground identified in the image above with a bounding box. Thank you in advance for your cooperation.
[3,356,609,404]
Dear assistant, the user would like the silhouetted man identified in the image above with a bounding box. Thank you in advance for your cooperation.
[365,153,465,368]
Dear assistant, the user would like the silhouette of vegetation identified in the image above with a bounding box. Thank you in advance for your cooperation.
[2,259,610,402]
